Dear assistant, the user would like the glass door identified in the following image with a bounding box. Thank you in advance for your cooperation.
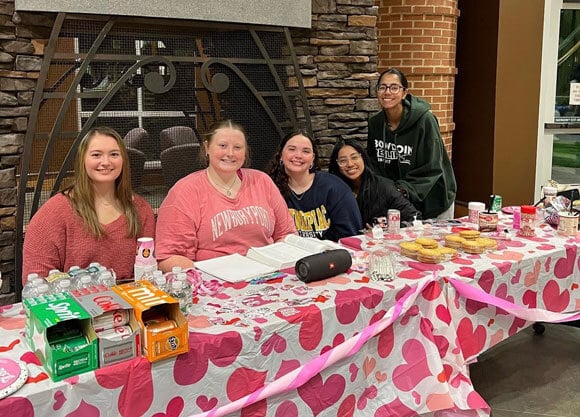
[549,2,580,185]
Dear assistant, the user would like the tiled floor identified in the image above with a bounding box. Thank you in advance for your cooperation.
[470,323,580,417]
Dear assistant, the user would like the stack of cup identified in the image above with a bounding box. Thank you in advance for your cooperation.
[542,186,558,206]
[468,202,485,226]
[134,237,157,281]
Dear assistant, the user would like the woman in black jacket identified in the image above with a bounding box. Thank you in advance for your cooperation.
[328,139,420,227]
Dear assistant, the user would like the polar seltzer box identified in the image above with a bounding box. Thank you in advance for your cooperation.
[71,287,141,367]
[113,281,188,362]
[24,293,98,381]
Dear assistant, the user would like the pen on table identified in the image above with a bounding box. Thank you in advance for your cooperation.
[250,272,287,284]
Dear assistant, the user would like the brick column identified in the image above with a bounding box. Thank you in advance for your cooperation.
[376,0,459,155]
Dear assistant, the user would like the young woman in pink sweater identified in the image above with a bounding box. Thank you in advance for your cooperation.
[22,127,155,283]
[155,120,296,272]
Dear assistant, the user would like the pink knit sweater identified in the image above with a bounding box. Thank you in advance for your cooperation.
[22,193,155,283]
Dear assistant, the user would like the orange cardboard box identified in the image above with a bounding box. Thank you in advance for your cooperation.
[112,281,188,362]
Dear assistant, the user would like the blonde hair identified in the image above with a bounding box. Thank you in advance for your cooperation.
[203,119,251,167]
[64,127,141,238]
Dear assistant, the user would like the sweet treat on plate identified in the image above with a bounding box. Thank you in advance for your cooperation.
[415,237,438,249]
[459,230,480,240]
[400,241,422,259]
[417,248,444,264]
[461,239,485,254]
[438,246,458,260]
[475,237,498,251]
[444,233,464,249]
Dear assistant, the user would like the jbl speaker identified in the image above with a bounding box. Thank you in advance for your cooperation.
[295,249,352,283]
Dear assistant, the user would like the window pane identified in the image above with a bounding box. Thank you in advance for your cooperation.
[554,9,580,123]
[551,133,580,183]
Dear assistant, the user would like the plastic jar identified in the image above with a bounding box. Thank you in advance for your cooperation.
[468,202,485,225]
[542,186,557,206]
[518,205,536,237]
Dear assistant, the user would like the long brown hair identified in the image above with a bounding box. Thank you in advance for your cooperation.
[64,127,141,238]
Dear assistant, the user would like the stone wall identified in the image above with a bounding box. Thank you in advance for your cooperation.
[291,0,380,162]
[0,1,51,304]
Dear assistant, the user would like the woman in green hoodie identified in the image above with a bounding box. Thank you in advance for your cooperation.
[367,68,457,220]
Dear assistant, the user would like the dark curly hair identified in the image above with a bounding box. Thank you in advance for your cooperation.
[266,130,320,199]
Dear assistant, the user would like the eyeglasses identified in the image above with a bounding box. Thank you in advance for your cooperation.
[337,153,362,167]
[377,83,404,94]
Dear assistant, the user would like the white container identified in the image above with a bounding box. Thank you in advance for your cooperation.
[542,186,558,206]
[468,202,485,225]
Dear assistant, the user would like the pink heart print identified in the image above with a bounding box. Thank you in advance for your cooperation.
[357,385,378,410]
[374,397,417,416]
[337,395,357,417]
[392,338,432,391]
[274,304,323,351]
[261,333,287,356]
[195,395,218,412]
[53,391,66,411]
[297,373,346,416]
[456,317,487,360]
[65,400,100,417]
[95,357,154,417]
[275,401,298,417]
[334,287,384,324]
[554,245,577,279]
[542,280,570,312]
[435,305,451,325]
[151,397,184,417]
[173,331,243,385]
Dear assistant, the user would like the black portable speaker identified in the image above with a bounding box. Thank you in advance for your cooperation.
[295,249,352,283]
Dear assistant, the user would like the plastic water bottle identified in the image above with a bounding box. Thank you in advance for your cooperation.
[166,266,182,284]
[54,278,72,294]
[76,274,94,293]
[154,274,167,292]
[174,272,192,313]
[36,283,51,299]
[98,271,115,289]
[169,279,188,314]
[22,273,41,299]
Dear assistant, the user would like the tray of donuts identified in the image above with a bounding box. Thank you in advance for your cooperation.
[399,237,458,264]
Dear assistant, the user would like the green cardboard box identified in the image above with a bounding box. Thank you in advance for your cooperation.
[24,293,98,381]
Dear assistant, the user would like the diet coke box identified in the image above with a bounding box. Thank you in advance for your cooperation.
[72,288,141,367]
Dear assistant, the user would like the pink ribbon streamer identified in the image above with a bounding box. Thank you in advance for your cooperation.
[189,276,437,417]
[448,277,580,323]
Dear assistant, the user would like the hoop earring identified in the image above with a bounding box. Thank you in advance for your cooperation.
[309,163,314,170]
[279,159,284,166]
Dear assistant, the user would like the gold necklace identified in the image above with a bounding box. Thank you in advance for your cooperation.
[208,171,238,196]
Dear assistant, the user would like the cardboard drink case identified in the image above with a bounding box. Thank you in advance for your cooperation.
[71,287,141,367]
[113,281,188,361]
[24,293,98,381]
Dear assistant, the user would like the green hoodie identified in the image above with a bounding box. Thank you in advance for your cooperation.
[367,94,457,219]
